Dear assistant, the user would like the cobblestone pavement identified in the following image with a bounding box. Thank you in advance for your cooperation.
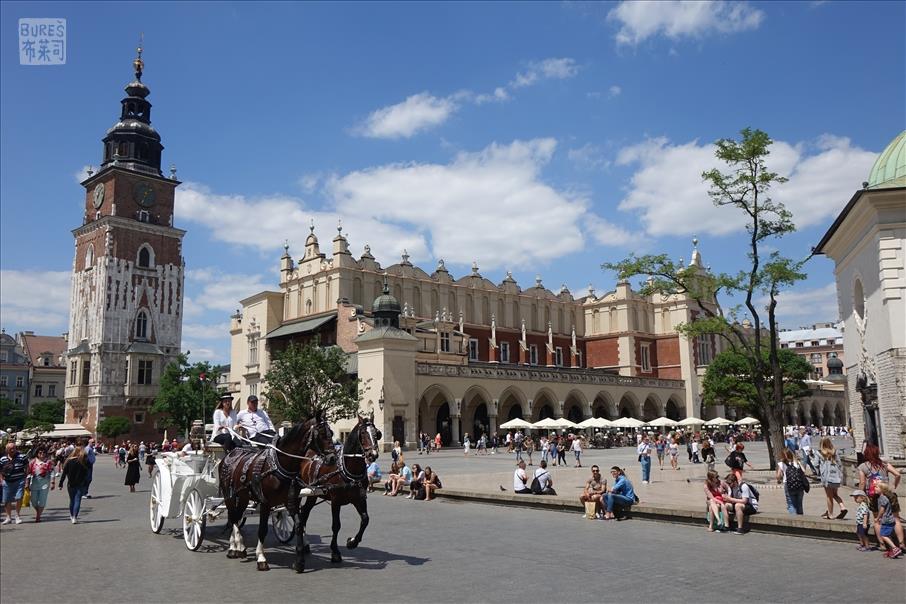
[2,443,903,604]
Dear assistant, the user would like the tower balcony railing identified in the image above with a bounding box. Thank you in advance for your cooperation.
[124,383,157,398]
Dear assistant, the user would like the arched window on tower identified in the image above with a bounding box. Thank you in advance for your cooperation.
[135,310,148,340]
[85,244,95,270]
[137,244,154,268]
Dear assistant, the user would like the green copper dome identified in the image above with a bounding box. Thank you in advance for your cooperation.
[867,130,906,189]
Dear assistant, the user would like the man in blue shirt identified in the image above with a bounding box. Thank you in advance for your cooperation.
[603,466,636,520]
[366,454,381,492]
[1,442,29,524]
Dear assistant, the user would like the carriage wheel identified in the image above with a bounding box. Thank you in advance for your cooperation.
[150,470,165,534]
[271,508,294,544]
[183,489,207,551]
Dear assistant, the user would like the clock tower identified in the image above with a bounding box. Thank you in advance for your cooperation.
[64,46,185,441]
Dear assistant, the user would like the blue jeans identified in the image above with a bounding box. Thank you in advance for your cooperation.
[641,456,651,482]
[2,479,25,504]
[605,493,634,513]
[68,485,87,518]
[84,465,94,495]
[785,487,804,515]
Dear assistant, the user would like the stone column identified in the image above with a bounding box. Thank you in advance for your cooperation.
[556,400,565,419]
[489,399,499,436]
[451,398,462,445]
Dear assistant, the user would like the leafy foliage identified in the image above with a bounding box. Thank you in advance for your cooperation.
[151,353,222,436]
[603,128,811,468]
[96,416,131,441]
[701,349,812,411]
[0,398,27,432]
[263,342,359,424]
[24,400,65,432]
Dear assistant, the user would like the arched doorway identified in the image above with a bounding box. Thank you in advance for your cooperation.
[507,404,523,420]
[618,394,638,418]
[436,402,452,446]
[473,403,489,439]
[538,404,555,420]
[665,399,681,421]
[642,397,660,421]
[566,405,583,423]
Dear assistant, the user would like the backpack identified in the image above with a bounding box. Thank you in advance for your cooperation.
[725,452,743,470]
[785,462,809,493]
[741,482,760,502]
[864,466,883,497]
[530,476,542,495]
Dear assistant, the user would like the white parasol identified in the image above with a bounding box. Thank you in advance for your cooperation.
[734,416,761,426]
[646,416,679,428]
[499,418,534,430]
[610,417,646,429]
[704,417,734,427]
[677,417,705,426]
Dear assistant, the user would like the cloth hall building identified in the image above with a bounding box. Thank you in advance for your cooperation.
[230,228,844,449]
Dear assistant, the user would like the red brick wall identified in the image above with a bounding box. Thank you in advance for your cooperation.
[74,228,108,271]
[84,171,177,226]
[656,336,682,379]
[585,337,619,368]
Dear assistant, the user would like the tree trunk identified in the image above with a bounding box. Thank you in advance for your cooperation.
[762,404,785,470]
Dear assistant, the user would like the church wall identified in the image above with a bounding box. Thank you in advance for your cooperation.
[585,337,619,368]
[656,336,682,379]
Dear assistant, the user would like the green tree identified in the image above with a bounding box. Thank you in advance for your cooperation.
[264,342,359,423]
[702,348,812,412]
[152,353,222,437]
[0,398,27,432]
[97,416,131,443]
[25,400,65,432]
[603,128,808,468]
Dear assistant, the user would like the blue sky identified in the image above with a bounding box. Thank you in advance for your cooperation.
[1,1,904,363]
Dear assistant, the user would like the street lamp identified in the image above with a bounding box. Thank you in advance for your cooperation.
[378,386,385,411]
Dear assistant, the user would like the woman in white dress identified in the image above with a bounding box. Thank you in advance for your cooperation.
[212,393,238,451]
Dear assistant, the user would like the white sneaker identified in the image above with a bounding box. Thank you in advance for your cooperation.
[1,517,10,525]
[642,480,649,484]
[71,517,78,524]
[14,516,22,524]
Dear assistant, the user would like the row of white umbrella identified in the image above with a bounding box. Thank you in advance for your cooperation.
[498,415,761,431]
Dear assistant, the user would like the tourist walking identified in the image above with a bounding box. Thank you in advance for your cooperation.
[655,436,666,471]
[637,435,652,484]
[816,437,847,520]
[26,448,55,522]
[525,436,535,466]
[58,447,90,523]
[556,436,567,466]
[777,448,808,515]
[572,435,583,468]
[669,435,680,470]
[799,427,819,477]
[125,445,141,492]
[0,442,28,524]
[725,442,753,482]
[84,438,97,498]
[138,441,146,464]
[463,433,471,456]
[145,444,157,477]
[548,437,557,466]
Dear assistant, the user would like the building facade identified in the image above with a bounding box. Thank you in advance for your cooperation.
[64,49,185,441]
[230,228,738,448]
[817,130,906,458]
[18,332,67,408]
[0,331,30,412]
[779,323,845,380]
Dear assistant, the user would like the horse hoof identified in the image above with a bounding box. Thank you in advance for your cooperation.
[257,562,270,571]
[346,538,359,550]
[226,550,237,559]
[302,544,310,555]
[331,553,342,564]
[238,550,248,560]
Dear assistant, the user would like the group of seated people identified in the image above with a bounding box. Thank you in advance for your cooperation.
[512,459,558,496]
[577,465,638,520]
[210,393,278,452]
[371,459,442,501]
[703,470,759,533]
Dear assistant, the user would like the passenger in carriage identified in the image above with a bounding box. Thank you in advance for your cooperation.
[236,395,276,446]
[212,392,238,451]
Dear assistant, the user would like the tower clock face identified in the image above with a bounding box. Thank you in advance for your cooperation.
[133,182,156,207]
[92,183,105,209]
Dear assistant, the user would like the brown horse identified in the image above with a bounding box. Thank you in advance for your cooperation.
[293,412,381,572]
[218,414,334,571]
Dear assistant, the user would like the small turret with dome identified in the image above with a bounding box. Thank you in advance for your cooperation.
[371,277,401,328]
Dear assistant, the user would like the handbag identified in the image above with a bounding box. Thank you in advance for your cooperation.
[22,486,31,507]
[584,501,597,519]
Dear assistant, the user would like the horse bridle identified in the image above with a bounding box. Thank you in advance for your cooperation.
[338,419,380,483]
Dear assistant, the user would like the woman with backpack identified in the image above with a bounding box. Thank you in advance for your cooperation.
[817,437,847,520]
[776,448,809,515]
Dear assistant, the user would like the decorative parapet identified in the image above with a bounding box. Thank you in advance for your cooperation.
[415,361,684,390]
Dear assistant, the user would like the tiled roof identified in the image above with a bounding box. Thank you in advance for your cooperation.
[20,334,68,367]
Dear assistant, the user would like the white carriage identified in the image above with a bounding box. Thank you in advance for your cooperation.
[148,447,294,551]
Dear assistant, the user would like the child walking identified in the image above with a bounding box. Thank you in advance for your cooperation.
[851,489,873,551]
[874,482,902,558]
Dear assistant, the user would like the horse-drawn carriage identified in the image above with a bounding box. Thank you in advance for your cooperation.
[147,413,382,573]
[148,446,295,551]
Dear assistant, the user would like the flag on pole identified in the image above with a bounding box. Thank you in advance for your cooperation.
[199,372,207,382]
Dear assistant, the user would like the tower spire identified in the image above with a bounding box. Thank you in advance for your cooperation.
[133,33,144,81]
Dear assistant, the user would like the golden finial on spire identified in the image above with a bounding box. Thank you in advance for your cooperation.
[133,33,144,81]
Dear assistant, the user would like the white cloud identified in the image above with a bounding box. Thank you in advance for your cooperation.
[615,134,878,237]
[608,1,764,46]
[585,215,641,247]
[568,143,610,170]
[0,270,71,332]
[761,283,840,325]
[356,93,458,139]
[182,321,231,340]
[609,85,622,97]
[186,268,275,313]
[298,172,322,193]
[74,165,92,183]
[512,58,579,88]
[181,342,221,363]
[474,87,510,105]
